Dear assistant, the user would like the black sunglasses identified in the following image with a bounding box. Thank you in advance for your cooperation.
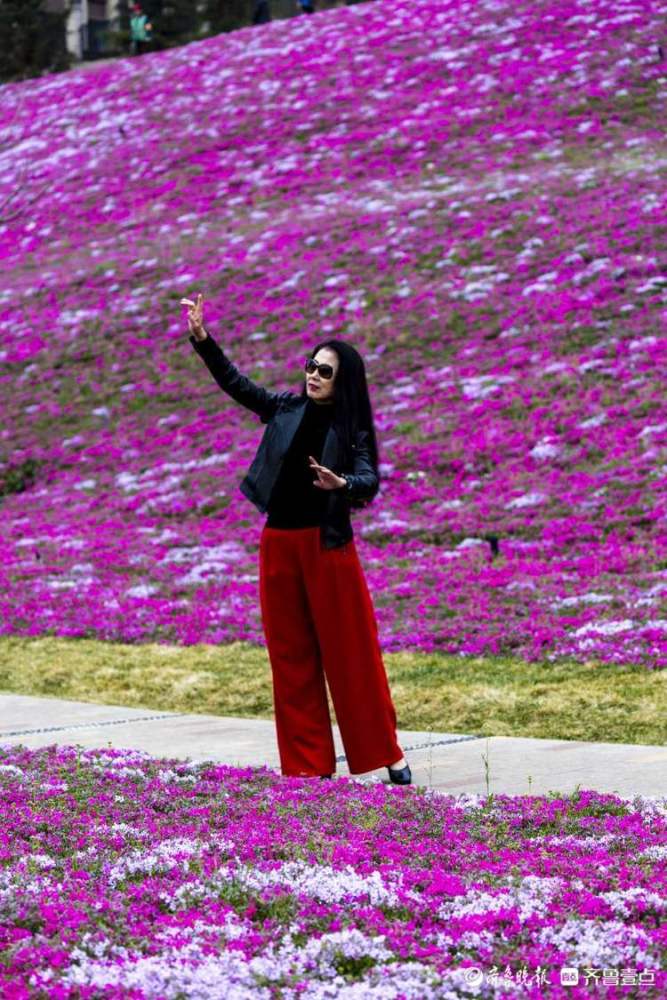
[305,358,335,380]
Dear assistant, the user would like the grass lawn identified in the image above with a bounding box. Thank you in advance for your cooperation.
[1,636,665,745]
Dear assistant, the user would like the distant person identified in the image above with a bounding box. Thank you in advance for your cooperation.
[181,292,412,786]
[130,3,152,55]
[252,0,272,24]
[298,0,315,13]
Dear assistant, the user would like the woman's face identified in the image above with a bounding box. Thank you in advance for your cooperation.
[306,347,339,404]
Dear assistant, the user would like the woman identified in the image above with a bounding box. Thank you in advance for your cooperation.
[181,293,411,785]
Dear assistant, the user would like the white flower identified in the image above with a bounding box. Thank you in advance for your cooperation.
[235,861,402,907]
[440,876,564,922]
[639,422,667,438]
[107,838,202,887]
[530,441,561,460]
[573,620,635,637]
[599,888,666,918]
[0,764,25,779]
[553,593,614,608]
[538,918,659,968]
[125,584,159,598]
[460,374,514,399]
[578,413,606,429]
[639,845,667,861]
[506,492,547,509]
[457,538,485,550]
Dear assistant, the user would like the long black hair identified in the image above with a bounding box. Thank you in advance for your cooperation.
[299,339,381,495]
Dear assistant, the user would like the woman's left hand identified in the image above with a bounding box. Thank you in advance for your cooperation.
[309,456,346,490]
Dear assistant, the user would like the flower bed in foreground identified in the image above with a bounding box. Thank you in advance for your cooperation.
[0,745,665,998]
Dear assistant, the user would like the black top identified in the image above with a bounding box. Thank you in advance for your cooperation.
[266,397,339,528]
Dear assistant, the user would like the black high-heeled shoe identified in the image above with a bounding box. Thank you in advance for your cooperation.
[387,763,412,785]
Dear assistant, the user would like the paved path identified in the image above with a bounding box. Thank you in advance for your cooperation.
[1,693,665,797]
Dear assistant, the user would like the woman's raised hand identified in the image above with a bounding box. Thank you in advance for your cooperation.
[180,292,207,341]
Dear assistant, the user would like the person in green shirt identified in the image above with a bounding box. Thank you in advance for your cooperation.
[130,4,152,56]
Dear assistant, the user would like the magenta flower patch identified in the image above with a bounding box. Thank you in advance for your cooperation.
[0,0,666,664]
[0,745,665,997]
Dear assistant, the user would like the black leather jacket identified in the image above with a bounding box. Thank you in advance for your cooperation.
[190,333,379,549]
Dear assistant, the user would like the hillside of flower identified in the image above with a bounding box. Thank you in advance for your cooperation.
[0,0,666,666]
[1,744,665,998]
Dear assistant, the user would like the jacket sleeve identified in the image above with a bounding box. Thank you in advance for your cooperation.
[190,332,294,424]
[340,430,379,505]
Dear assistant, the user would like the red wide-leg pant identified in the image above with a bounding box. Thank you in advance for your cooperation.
[259,524,403,777]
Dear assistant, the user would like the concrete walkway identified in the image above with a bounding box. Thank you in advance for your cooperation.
[1,693,665,797]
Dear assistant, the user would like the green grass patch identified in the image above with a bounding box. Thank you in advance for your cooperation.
[0,637,665,745]
[0,458,41,497]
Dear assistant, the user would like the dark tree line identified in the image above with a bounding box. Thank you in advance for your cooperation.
[0,0,72,82]
[0,1,373,83]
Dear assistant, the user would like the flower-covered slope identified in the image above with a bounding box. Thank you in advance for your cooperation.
[0,745,665,997]
[0,0,665,664]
